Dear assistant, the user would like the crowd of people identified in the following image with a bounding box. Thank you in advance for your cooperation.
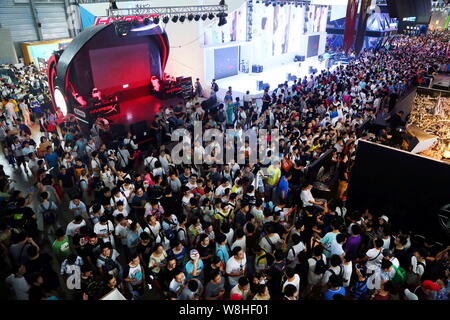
[0,32,449,301]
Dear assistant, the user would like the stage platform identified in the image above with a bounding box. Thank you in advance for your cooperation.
[214,56,337,104]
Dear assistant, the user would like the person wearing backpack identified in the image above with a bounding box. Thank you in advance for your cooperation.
[322,254,344,288]
[96,242,123,284]
[258,224,282,256]
[39,191,59,243]
[307,245,328,291]
[286,233,306,268]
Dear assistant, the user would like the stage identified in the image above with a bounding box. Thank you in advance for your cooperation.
[214,56,335,103]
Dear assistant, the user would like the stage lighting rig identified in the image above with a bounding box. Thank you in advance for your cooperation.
[108,4,229,26]
[143,17,150,25]
[153,17,160,24]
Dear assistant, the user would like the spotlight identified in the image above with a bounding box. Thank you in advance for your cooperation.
[143,18,150,25]
[217,12,227,27]
[172,15,178,23]
[163,16,169,23]
[201,13,208,20]
[273,2,276,6]
[153,16,160,24]
[208,13,215,20]
[265,1,270,7]
[188,14,194,21]
[179,15,186,22]
[115,21,131,37]
[219,0,226,5]
[194,14,201,21]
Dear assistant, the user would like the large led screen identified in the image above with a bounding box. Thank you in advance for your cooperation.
[89,43,151,93]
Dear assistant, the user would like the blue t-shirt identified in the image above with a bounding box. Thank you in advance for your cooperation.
[45,152,59,169]
[278,176,289,199]
[127,230,141,248]
[324,286,346,300]
[185,259,204,279]
[216,244,229,264]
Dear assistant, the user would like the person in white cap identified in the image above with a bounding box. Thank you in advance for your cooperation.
[404,288,418,300]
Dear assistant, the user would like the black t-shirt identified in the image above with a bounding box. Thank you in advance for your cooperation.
[338,162,349,182]
[158,267,177,290]
[137,243,152,263]
[83,242,102,262]
[197,243,214,265]
[290,167,304,186]
[59,172,74,188]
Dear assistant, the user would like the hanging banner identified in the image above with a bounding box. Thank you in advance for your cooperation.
[343,0,359,53]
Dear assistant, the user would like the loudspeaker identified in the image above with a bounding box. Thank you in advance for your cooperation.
[252,65,263,73]
[110,124,127,141]
[130,120,150,141]
[294,55,305,62]
[257,80,264,91]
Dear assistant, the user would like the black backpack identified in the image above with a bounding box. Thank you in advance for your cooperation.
[313,257,328,275]
[41,201,57,225]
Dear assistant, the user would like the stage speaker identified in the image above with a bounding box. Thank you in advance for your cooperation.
[130,120,150,141]
[403,124,438,154]
[257,80,264,91]
[110,124,127,141]
[294,55,305,62]
[252,65,263,73]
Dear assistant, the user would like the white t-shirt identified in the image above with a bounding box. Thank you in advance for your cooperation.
[231,237,246,252]
[342,262,353,287]
[300,189,315,207]
[330,239,345,257]
[230,284,251,300]
[115,221,132,245]
[411,256,426,276]
[226,254,247,287]
[94,221,115,246]
[144,221,161,238]
[283,274,300,293]
[322,265,344,285]
[5,274,30,300]
[66,221,86,237]
[113,207,129,218]
[366,248,383,271]
[259,233,281,255]
[287,242,306,263]
[225,229,234,247]
[307,254,327,286]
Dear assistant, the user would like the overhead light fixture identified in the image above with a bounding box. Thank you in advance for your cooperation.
[265,1,270,6]
[194,14,201,21]
[143,18,150,25]
[153,16,160,24]
[172,15,178,23]
[208,13,215,20]
[201,13,208,20]
[115,21,131,37]
[217,12,227,27]
[179,15,186,22]
[219,0,226,5]
[163,16,169,23]
[188,14,194,21]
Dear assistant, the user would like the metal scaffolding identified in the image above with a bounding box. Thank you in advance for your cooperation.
[107,5,228,18]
